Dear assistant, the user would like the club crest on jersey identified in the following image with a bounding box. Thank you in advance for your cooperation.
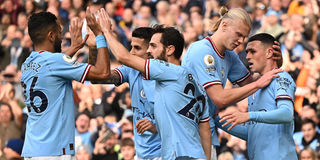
[140,89,146,98]
[63,54,77,63]
[203,54,214,66]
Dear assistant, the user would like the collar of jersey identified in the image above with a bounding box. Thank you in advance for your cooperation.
[205,37,224,59]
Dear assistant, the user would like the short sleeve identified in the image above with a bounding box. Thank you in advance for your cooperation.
[274,73,296,102]
[144,59,180,81]
[114,65,131,84]
[228,51,250,84]
[49,54,91,83]
[183,43,222,89]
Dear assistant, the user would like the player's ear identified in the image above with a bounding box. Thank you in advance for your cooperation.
[221,20,228,32]
[266,48,273,59]
[166,45,175,57]
[48,31,55,42]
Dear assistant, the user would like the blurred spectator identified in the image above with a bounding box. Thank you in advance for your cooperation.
[0,13,11,41]
[16,12,27,31]
[75,84,104,119]
[0,0,22,25]
[93,129,120,160]
[256,10,284,38]
[0,103,21,150]
[299,147,318,160]
[120,138,135,160]
[23,0,36,16]
[75,112,94,152]
[75,144,92,160]
[265,0,283,19]
[102,86,125,121]
[295,119,320,153]
[120,90,133,119]
[2,138,23,160]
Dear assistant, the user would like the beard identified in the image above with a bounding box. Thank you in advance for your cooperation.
[54,37,62,53]
[156,47,167,61]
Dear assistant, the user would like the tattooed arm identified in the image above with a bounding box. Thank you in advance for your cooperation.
[91,70,122,85]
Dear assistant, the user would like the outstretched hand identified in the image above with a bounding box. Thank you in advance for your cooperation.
[255,68,283,89]
[86,7,103,36]
[97,8,112,34]
[219,110,249,130]
[69,17,88,52]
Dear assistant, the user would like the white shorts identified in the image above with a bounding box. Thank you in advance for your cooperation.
[24,155,75,160]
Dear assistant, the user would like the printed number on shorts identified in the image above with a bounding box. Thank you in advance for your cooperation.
[178,83,206,121]
[21,77,48,113]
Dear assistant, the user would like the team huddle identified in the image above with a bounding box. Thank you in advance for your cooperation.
[20,5,297,160]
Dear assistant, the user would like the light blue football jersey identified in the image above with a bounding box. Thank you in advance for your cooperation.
[246,72,297,160]
[115,65,161,159]
[182,37,250,145]
[145,59,210,159]
[20,51,91,157]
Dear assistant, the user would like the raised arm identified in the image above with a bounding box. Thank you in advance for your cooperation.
[88,48,122,85]
[83,7,111,80]
[97,8,145,74]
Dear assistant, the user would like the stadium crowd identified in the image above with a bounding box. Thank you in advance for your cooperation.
[0,0,320,159]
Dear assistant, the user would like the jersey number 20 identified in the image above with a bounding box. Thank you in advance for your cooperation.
[21,77,48,113]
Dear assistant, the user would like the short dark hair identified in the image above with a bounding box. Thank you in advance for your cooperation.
[132,27,154,43]
[248,33,276,48]
[120,138,134,148]
[301,118,316,129]
[248,33,282,67]
[28,12,59,45]
[153,25,185,59]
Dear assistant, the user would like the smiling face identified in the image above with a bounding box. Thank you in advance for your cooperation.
[246,40,268,74]
[302,122,317,143]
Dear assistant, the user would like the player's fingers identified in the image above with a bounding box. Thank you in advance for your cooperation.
[228,123,237,131]
[219,114,233,122]
[135,119,147,130]
[221,120,232,128]
[138,123,150,134]
[273,68,283,74]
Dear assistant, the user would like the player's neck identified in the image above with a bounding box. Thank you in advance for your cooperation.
[168,56,180,66]
[210,34,226,56]
[261,61,278,75]
[34,42,55,53]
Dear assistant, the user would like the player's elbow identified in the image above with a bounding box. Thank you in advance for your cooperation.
[99,71,111,79]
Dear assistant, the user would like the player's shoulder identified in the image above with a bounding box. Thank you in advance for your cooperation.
[116,64,133,71]
[276,71,294,80]
[150,59,184,73]
[274,71,296,86]
[187,39,212,56]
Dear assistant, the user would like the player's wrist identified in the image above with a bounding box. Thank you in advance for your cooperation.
[96,35,107,48]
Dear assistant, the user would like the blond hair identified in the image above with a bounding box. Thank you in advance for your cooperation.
[212,6,252,32]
